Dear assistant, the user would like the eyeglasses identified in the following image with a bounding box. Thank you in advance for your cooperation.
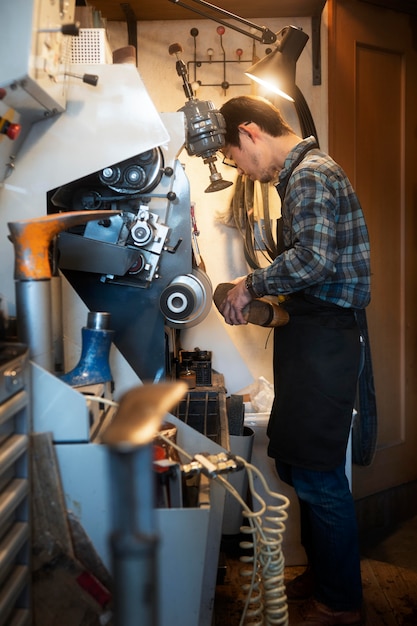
[222,156,237,169]
[221,122,252,169]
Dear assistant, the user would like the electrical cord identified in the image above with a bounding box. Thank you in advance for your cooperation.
[81,394,119,408]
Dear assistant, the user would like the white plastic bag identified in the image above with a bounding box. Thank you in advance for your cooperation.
[249,376,274,413]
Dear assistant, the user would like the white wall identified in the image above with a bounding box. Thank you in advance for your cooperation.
[107,15,328,393]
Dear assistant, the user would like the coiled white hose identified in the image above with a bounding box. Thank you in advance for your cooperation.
[216,457,290,626]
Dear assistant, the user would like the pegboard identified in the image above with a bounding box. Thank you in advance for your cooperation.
[71,29,108,64]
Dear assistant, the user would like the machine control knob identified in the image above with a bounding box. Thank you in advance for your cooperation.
[61,23,81,36]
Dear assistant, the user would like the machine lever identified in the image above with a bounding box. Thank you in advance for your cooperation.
[164,238,183,254]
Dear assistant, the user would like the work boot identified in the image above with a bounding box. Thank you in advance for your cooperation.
[213,283,289,328]
[286,567,315,602]
[292,598,363,625]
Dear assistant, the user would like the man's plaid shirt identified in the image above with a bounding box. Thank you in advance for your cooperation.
[252,136,371,309]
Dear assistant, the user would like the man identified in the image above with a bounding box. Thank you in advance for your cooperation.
[217,95,370,626]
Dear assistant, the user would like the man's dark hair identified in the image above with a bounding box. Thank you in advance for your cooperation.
[220,95,294,147]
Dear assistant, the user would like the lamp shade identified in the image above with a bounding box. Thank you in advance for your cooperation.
[245,26,309,102]
[246,50,297,101]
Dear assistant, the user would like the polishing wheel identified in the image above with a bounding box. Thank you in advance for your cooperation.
[160,268,212,328]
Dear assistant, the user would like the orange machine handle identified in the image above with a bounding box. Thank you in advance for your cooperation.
[8,210,119,280]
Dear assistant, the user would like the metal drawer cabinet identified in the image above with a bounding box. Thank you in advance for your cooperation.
[0,345,30,626]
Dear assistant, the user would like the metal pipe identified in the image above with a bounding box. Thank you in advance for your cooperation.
[15,280,53,371]
[109,446,158,626]
[101,382,187,626]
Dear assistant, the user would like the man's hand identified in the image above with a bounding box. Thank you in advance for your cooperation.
[218,276,252,325]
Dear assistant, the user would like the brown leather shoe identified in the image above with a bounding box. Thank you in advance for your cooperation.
[286,567,315,602]
[292,599,363,626]
[213,283,289,328]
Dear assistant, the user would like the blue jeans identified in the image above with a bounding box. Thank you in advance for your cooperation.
[275,459,363,611]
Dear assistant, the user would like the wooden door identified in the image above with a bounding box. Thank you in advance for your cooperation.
[328,0,417,500]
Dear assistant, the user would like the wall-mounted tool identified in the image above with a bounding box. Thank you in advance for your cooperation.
[169,42,233,193]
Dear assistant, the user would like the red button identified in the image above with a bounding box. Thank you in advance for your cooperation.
[1,120,21,140]
[8,123,21,140]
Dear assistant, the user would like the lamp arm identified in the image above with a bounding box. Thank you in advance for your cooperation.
[168,0,277,44]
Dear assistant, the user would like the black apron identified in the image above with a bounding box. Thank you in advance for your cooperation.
[267,294,361,471]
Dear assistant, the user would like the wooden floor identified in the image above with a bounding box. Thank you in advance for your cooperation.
[214,555,417,625]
